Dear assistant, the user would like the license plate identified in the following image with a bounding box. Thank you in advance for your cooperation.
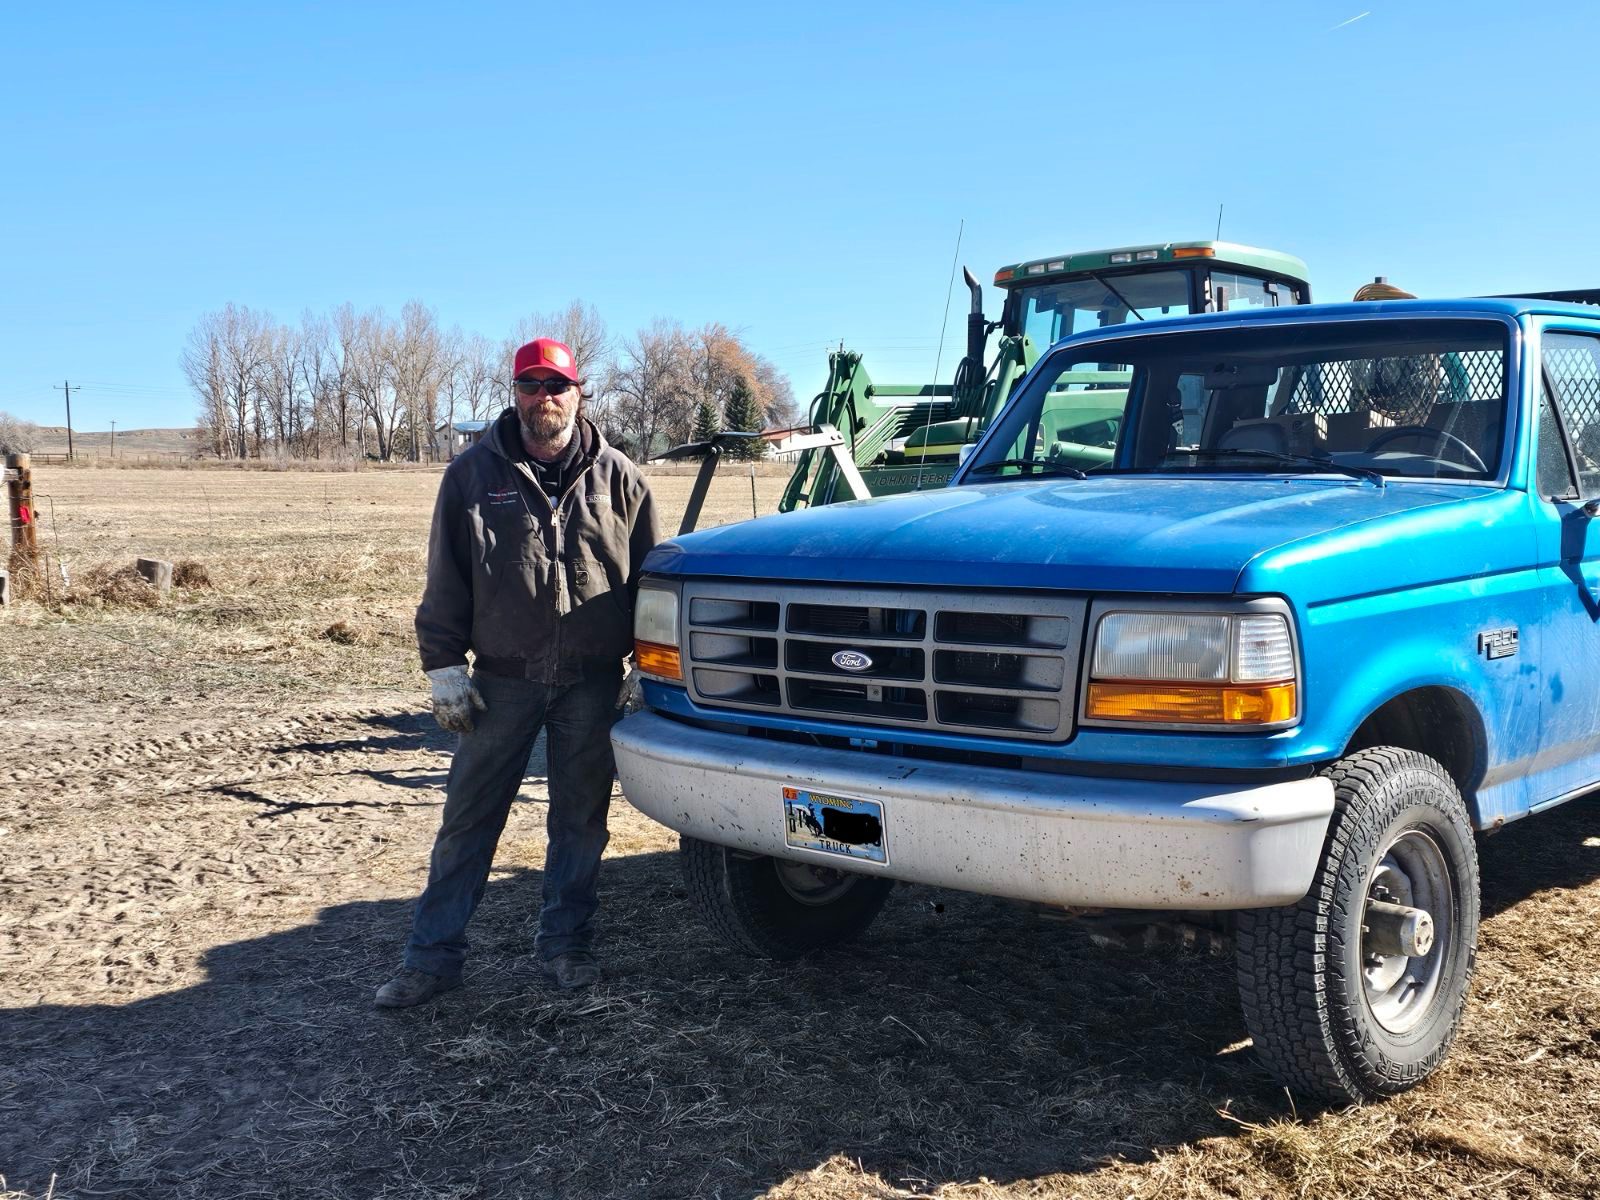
[782,786,888,865]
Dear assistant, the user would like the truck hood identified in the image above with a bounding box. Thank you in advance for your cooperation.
[644,477,1478,594]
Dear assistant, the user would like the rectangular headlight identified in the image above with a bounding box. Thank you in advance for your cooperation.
[634,586,681,680]
[1091,613,1231,681]
[1086,610,1297,727]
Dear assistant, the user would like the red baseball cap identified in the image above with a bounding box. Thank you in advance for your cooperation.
[513,337,579,382]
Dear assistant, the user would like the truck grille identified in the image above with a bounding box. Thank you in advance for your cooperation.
[680,583,1087,742]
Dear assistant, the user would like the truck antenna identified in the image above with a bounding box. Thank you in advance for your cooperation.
[914,218,965,493]
[1216,203,1224,241]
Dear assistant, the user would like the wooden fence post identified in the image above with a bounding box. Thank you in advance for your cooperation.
[6,452,38,575]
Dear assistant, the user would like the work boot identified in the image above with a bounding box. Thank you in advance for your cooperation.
[374,968,461,1009]
[542,950,600,991]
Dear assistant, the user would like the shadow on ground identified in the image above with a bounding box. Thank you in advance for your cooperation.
[4,797,1597,1199]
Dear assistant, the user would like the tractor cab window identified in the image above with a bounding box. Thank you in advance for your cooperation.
[1211,271,1300,312]
[1017,270,1191,351]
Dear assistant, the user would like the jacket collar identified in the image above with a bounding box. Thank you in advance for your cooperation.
[486,408,605,464]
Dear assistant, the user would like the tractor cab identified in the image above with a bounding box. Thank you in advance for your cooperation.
[996,241,1310,353]
[775,242,1311,515]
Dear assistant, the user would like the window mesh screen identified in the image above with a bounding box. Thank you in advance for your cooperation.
[1285,350,1504,424]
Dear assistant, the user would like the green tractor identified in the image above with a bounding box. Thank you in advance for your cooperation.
[778,241,1311,512]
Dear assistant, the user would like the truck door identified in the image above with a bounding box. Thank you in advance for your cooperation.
[1529,325,1600,805]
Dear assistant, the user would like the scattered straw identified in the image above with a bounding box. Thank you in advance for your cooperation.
[172,558,212,588]
[322,618,387,647]
[65,563,161,609]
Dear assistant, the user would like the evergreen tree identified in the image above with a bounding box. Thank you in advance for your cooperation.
[722,376,766,460]
[691,398,719,449]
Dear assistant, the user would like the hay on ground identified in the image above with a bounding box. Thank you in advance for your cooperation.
[172,558,212,588]
[66,563,162,609]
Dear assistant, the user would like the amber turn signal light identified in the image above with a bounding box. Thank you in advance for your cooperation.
[1086,681,1296,725]
[635,640,682,681]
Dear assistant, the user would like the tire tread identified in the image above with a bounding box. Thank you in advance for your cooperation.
[1236,747,1479,1103]
[680,836,892,960]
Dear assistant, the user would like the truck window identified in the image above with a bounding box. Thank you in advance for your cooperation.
[969,319,1509,483]
[1542,332,1600,496]
[1018,271,1190,350]
[989,367,1132,474]
[1537,381,1579,500]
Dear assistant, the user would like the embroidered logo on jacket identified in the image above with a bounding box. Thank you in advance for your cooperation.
[486,487,520,507]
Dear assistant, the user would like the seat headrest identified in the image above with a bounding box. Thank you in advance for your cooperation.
[1218,422,1289,454]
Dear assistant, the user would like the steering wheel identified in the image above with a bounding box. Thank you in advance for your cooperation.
[1364,425,1488,473]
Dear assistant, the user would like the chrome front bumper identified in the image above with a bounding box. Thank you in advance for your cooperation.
[612,711,1334,910]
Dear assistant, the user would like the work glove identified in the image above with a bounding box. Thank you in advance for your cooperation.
[427,665,486,733]
[616,664,641,713]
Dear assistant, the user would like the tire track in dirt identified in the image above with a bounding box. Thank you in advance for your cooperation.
[5,704,440,795]
[2,703,460,1004]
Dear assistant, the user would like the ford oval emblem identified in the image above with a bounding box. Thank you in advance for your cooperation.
[831,649,874,672]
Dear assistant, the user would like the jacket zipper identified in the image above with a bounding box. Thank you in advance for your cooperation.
[513,447,599,684]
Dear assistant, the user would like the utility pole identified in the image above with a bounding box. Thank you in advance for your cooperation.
[110,420,117,458]
[59,380,80,461]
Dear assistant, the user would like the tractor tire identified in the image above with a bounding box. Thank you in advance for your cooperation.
[679,835,893,960]
[1236,746,1479,1103]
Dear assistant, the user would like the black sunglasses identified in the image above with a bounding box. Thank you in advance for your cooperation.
[514,378,575,397]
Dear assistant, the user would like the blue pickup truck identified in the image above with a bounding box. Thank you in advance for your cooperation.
[612,295,1600,1104]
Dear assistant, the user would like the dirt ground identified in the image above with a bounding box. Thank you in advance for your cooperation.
[2,466,1598,1200]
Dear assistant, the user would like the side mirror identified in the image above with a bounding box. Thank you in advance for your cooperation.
[958,443,975,466]
[1582,498,1600,518]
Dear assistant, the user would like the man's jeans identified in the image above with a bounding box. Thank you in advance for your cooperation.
[404,664,621,980]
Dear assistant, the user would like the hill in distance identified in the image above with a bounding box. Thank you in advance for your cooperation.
[32,426,196,456]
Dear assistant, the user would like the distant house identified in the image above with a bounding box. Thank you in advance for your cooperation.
[434,419,492,459]
[760,426,811,462]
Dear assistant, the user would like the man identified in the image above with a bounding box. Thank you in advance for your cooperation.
[375,337,658,1007]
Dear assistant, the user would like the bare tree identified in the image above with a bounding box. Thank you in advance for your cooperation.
[390,301,445,461]
[507,299,613,382]
[343,308,399,461]
[174,297,790,462]
[182,304,273,459]
[436,327,498,461]
[608,319,692,460]
[182,318,230,457]
[326,304,368,458]
[295,312,337,458]
[430,330,506,458]
[750,355,798,428]
[0,410,39,455]
[259,320,308,458]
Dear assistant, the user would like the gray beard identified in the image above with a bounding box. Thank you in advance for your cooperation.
[521,406,576,449]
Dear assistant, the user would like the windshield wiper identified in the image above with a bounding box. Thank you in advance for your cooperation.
[966,458,1088,480]
[1086,271,1145,321]
[1177,447,1385,487]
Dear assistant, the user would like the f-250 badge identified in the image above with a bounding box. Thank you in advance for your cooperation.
[1478,628,1519,660]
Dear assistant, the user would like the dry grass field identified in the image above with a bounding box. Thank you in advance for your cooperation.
[2,465,1598,1200]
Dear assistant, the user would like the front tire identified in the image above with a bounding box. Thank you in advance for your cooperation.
[1236,747,1480,1103]
[680,835,893,960]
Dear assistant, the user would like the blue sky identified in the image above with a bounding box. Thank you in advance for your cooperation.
[4,1,1597,432]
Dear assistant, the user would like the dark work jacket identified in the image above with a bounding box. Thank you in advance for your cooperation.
[415,409,660,683]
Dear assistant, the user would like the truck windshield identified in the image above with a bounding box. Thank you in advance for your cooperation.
[964,319,1510,482]
[1017,270,1191,348]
